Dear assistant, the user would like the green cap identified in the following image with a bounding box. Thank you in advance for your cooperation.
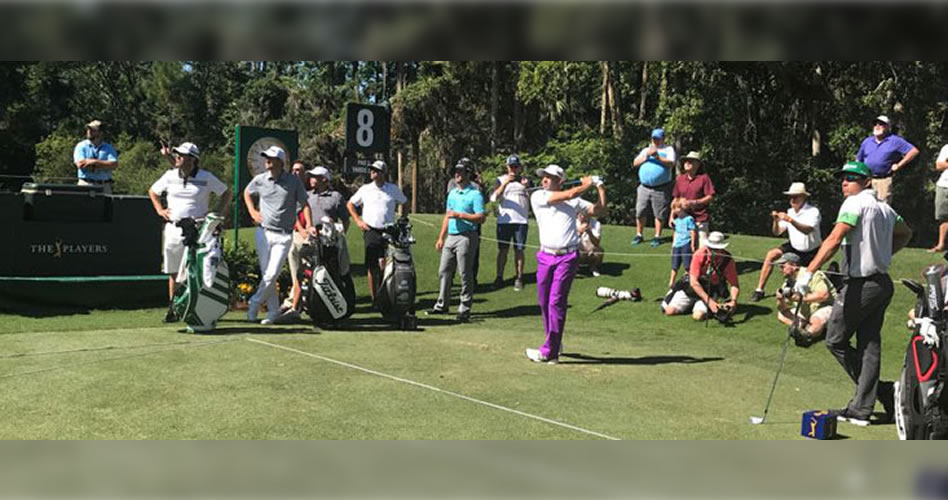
[840,161,871,178]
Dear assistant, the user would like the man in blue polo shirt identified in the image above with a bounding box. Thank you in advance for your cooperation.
[632,128,676,247]
[74,120,119,194]
[430,160,486,323]
[855,114,919,204]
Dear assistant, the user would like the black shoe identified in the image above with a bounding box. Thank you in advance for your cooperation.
[493,277,504,289]
[832,408,870,427]
[426,306,447,316]
[164,307,178,323]
[878,381,896,424]
[456,310,470,323]
[750,289,765,302]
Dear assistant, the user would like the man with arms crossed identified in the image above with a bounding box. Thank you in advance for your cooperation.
[347,160,407,301]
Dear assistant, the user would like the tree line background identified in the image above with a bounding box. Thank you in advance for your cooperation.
[1,61,947,246]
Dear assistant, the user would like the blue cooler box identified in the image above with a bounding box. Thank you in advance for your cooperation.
[801,410,837,440]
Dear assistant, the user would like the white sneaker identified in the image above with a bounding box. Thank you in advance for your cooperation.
[591,270,601,277]
[525,348,558,364]
[260,318,274,325]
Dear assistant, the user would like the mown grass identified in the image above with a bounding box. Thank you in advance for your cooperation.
[0,214,932,439]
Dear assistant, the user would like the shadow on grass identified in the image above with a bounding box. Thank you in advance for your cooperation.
[736,260,762,276]
[0,301,163,319]
[730,303,773,325]
[558,353,724,365]
[474,304,541,319]
[197,325,318,335]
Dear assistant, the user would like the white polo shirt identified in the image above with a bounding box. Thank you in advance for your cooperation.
[779,202,822,252]
[531,189,593,250]
[936,145,948,188]
[349,181,407,229]
[837,189,898,277]
[491,175,530,224]
[149,168,228,221]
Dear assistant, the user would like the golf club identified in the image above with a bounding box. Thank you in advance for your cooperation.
[749,299,804,425]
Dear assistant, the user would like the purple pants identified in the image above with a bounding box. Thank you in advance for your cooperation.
[535,250,578,358]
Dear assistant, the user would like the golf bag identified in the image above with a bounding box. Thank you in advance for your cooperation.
[170,213,231,333]
[896,262,948,440]
[374,216,418,330]
[299,219,356,326]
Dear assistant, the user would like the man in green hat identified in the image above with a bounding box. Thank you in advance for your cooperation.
[795,161,913,426]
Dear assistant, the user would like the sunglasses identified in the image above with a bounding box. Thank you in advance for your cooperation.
[841,174,866,182]
[873,121,888,127]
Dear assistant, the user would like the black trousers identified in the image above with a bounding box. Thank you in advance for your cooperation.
[825,274,893,417]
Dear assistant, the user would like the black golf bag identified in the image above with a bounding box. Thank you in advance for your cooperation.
[374,216,418,330]
[299,220,356,326]
[170,213,231,333]
[896,262,948,440]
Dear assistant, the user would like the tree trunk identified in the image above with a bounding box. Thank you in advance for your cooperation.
[638,62,648,121]
[512,61,523,149]
[351,61,359,101]
[607,62,623,138]
[411,133,419,214]
[490,62,499,155]
[600,61,609,136]
[381,61,388,101]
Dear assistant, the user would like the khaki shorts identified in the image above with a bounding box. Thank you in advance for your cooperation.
[162,223,185,274]
[809,305,833,324]
[871,177,892,204]
[936,186,948,221]
[287,232,307,283]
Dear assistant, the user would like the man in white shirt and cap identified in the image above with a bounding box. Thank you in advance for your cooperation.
[347,160,407,301]
[525,165,607,364]
[149,141,230,322]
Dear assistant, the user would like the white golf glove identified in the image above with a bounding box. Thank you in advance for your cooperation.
[591,175,604,187]
[917,317,941,349]
[793,269,812,296]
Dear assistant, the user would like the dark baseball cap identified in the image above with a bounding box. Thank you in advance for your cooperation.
[506,154,521,166]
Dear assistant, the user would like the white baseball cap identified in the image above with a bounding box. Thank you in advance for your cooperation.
[536,164,565,179]
[369,160,387,172]
[173,142,200,159]
[308,166,330,178]
[260,145,287,163]
[875,115,891,126]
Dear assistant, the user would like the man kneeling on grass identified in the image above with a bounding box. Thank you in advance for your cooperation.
[661,231,739,321]
[772,252,835,347]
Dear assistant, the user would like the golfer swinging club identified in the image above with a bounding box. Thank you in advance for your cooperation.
[526,165,606,364]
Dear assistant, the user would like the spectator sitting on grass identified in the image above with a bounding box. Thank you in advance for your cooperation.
[750,182,822,302]
[577,211,603,277]
[667,198,697,290]
[773,252,835,346]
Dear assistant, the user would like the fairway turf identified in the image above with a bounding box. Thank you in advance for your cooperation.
[0,214,930,439]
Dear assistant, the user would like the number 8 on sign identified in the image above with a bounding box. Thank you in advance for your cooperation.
[356,109,374,147]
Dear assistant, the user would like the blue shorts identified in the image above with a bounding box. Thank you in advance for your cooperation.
[671,244,693,271]
[497,223,528,251]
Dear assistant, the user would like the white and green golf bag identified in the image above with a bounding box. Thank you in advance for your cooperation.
[170,213,231,333]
